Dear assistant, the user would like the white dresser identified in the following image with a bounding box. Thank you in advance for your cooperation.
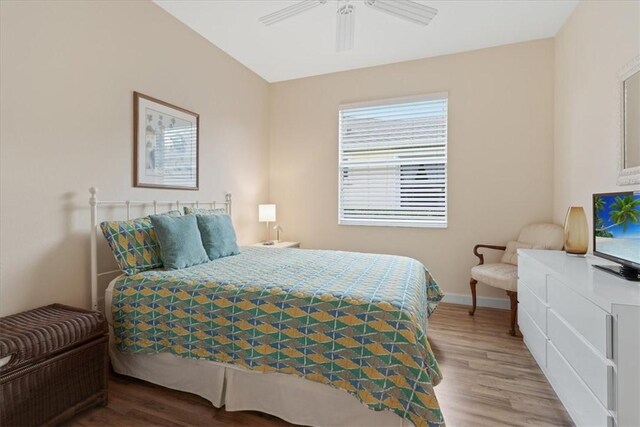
[518,250,640,427]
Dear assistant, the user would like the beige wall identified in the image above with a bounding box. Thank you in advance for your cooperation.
[270,39,556,300]
[554,1,640,228]
[5,0,635,315]
[0,1,270,315]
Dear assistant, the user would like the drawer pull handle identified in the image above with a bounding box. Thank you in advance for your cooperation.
[606,314,613,360]
[607,365,615,410]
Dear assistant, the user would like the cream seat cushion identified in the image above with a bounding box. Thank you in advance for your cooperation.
[471,223,563,293]
[500,241,534,265]
[500,224,564,266]
[471,263,518,292]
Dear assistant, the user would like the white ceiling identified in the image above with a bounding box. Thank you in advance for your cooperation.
[154,0,578,83]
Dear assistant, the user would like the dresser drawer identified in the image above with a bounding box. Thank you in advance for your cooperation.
[519,309,546,369]
[548,309,614,409]
[518,253,547,301]
[518,280,547,333]
[547,342,614,427]
[547,275,612,358]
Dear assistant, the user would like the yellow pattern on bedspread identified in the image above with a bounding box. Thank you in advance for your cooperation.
[112,247,445,426]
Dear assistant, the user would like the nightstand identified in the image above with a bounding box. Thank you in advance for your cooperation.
[250,241,300,248]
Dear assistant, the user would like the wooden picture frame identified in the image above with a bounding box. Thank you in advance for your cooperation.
[133,92,199,190]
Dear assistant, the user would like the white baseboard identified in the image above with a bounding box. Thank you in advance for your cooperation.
[442,293,510,310]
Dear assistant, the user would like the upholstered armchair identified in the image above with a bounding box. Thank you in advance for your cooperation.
[469,223,564,336]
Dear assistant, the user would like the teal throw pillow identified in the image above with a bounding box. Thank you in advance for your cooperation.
[149,214,209,270]
[196,213,240,260]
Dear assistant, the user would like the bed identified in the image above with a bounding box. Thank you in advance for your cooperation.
[90,189,445,427]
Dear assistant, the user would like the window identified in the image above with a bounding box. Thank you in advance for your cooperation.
[338,94,448,228]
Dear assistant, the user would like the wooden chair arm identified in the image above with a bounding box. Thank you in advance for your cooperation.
[473,244,507,265]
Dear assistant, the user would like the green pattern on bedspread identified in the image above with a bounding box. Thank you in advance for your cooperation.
[112,247,445,426]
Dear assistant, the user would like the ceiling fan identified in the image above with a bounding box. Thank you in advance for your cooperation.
[259,0,438,52]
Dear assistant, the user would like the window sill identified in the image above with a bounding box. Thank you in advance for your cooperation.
[338,220,448,229]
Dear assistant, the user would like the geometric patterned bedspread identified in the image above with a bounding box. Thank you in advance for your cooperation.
[111,247,445,427]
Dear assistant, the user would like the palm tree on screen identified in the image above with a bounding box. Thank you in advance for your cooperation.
[594,196,604,212]
[594,196,613,238]
[608,195,640,232]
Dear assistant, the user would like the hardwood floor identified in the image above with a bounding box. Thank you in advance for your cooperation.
[66,303,572,427]
[429,304,572,427]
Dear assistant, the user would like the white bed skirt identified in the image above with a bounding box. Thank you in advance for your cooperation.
[106,280,412,427]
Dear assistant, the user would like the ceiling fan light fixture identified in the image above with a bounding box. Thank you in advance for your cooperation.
[336,1,355,52]
[259,0,327,26]
[365,0,437,26]
[259,0,438,53]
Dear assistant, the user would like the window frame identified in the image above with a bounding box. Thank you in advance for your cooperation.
[337,92,448,229]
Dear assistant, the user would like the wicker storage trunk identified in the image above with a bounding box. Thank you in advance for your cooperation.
[0,304,108,426]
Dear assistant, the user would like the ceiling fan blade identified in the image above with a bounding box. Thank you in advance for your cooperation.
[259,0,327,26]
[365,0,437,26]
[336,1,355,52]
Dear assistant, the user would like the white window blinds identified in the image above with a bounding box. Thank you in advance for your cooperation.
[338,94,448,228]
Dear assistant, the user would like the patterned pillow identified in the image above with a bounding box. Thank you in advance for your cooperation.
[183,206,227,215]
[100,210,181,275]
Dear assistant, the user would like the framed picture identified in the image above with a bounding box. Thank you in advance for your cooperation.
[133,92,199,190]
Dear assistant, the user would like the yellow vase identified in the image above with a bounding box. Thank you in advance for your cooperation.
[564,206,589,255]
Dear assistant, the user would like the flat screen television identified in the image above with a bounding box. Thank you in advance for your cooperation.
[593,191,640,281]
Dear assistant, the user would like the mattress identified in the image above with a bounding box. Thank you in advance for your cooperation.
[110,247,444,427]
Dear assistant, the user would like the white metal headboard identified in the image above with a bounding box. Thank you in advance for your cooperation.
[89,187,231,311]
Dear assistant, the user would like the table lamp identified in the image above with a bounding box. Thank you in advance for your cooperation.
[259,204,276,245]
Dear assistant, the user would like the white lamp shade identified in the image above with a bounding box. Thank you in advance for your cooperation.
[258,204,276,222]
